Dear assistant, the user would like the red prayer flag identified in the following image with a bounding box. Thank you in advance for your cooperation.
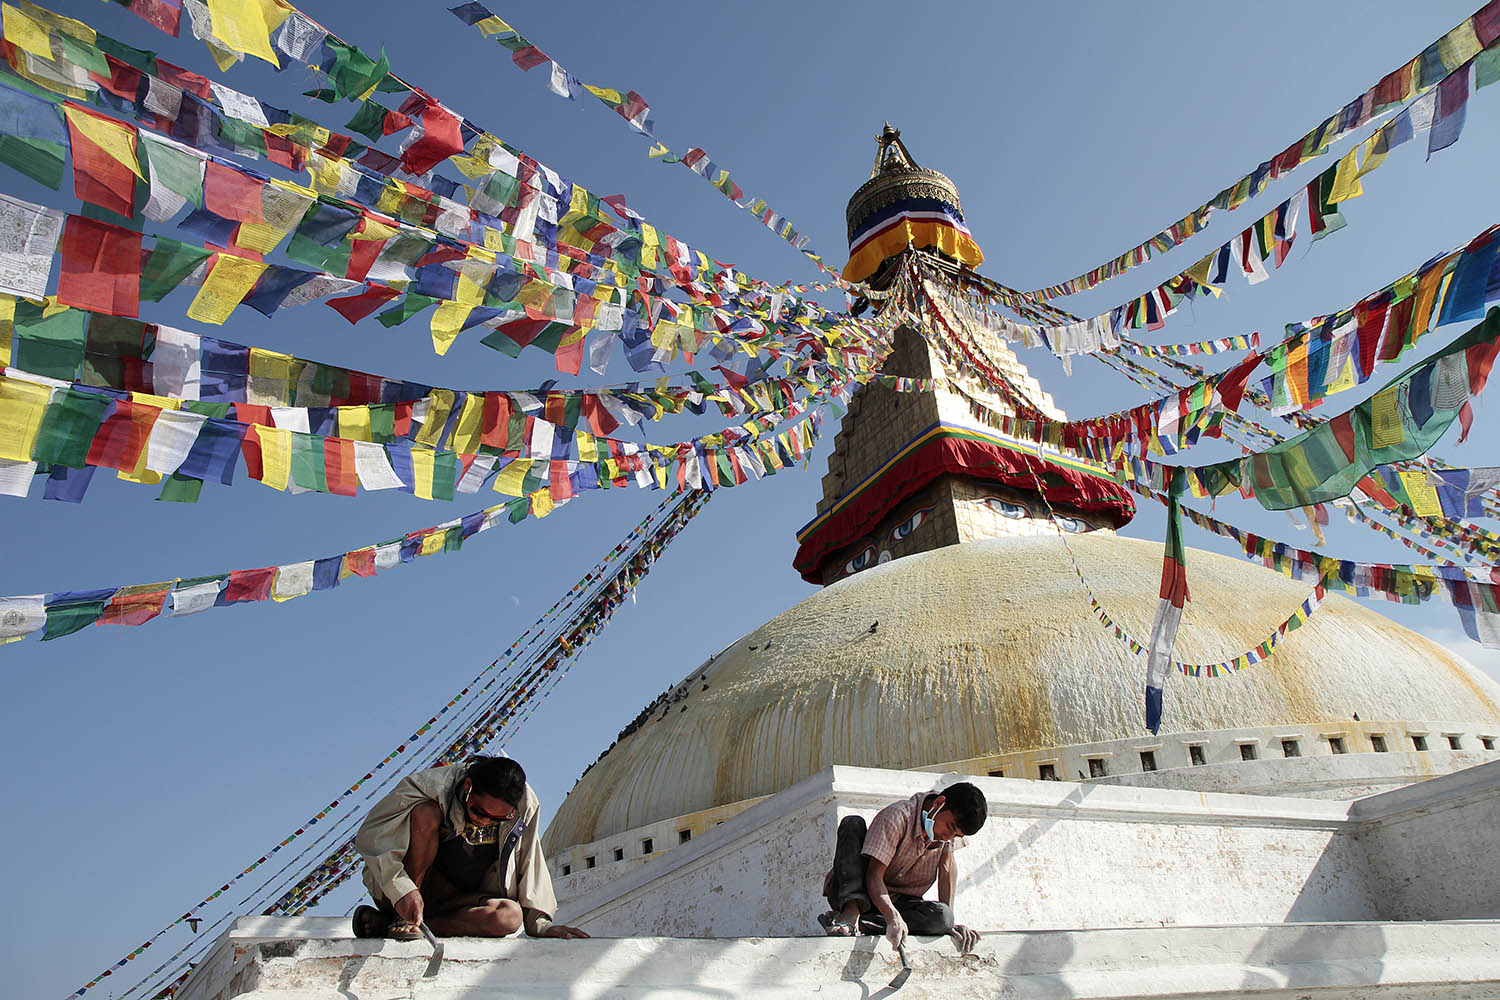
[323,436,357,496]
[204,161,265,223]
[100,588,168,626]
[326,284,401,324]
[64,103,139,217]
[57,215,142,317]
[480,393,512,448]
[223,567,276,603]
[399,100,465,176]
[511,45,549,71]
[86,400,158,471]
[343,548,376,577]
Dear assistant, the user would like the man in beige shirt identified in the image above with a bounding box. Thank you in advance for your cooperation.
[353,755,588,941]
[819,781,987,952]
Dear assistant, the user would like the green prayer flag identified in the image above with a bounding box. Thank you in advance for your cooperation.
[0,136,65,189]
[290,434,328,492]
[1477,46,1500,91]
[158,473,204,503]
[323,39,390,101]
[139,134,206,211]
[13,303,87,380]
[140,239,212,303]
[344,101,389,141]
[32,388,111,467]
[42,594,113,640]
[376,293,437,328]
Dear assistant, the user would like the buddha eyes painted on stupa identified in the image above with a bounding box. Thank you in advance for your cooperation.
[1053,515,1092,534]
[983,497,1029,520]
[844,544,878,576]
[889,507,934,542]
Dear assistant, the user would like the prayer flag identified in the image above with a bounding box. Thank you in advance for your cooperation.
[57,215,141,317]
[1144,475,1188,734]
[62,103,142,217]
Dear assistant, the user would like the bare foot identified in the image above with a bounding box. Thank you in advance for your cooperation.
[818,911,857,936]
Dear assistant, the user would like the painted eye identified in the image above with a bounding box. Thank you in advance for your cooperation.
[843,544,877,576]
[984,497,1028,519]
[1054,515,1091,533]
[890,507,932,542]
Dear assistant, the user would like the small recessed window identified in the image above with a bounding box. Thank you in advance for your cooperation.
[642,838,654,855]
[613,848,624,862]
[1240,744,1258,761]
[987,768,1004,778]
[1140,750,1157,772]
[1329,737,1347,755]
[1482,736,1496,750]
[1447,735,1463,750]
[679,829,692,844]
[1282,739,1301,758]
[562,864,571,876]
[585,856,596,869]
[1412,735,1428,751]
[1088,758,1107,778]
[1038,764,1058,781]
[1370,734,1387,752]
[1188,745,1206,766]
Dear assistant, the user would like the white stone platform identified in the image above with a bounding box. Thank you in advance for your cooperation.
[177,915,1500,999]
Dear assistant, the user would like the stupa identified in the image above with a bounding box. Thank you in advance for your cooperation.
[179,129,1500,1000]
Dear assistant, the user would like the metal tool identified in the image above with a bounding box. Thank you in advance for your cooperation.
[419,922,444,979]
[887,942,911,991]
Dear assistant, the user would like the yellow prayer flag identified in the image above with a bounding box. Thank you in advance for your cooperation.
[247,347,295,405]
[0,375,50,460]
[475,14,514,37]
[576,431,598,463]
[448,393,485,454]
[413,390,455,448]
[206,0,281,67]
[583,83,622,104]
[411,446,436,501]
[117,448,162,484]
[0,295,14,367]
[1326,355,1356,396]
[186,254,267,325]
[235,222,287,255]
[1439,21,1482,68]
[418,531,445,557]
[62,105,144,179]
[483,226,506,251]
[337,405,373,443]
[493,458,533,497]
[1358,128,1392,180]
[255,425,291,490]
[1328,148,1363,203]
[1396,468,1443,516]
[1370,389,1405,449]
[3,4,54,61]
[430,302,473,356]
[16,0,91,41]
[529,488,555,518]
[127,392,181,411]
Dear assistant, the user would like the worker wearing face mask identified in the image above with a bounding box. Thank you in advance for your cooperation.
[818,781,987,953]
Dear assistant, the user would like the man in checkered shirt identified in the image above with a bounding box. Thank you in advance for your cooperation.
[819,781,987,952]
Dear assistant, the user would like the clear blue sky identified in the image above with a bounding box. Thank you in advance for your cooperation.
[9,2,1500,996]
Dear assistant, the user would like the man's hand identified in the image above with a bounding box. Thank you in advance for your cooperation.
[884,911,908,951]
[950,923,980,953]
[538,923,590,939]
[393,889,424,928]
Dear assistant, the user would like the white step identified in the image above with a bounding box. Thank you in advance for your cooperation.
[177,916,1500,1000]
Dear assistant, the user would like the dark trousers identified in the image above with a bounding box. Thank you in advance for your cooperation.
[824,815,955,936]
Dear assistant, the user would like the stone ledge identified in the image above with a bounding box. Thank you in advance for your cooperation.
[179,917,1500,999]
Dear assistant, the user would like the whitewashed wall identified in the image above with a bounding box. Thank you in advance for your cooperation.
[557,766,1408,936]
